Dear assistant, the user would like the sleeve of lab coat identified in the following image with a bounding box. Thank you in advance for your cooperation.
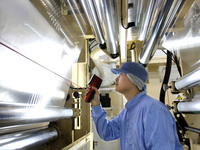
[91,105,121,141]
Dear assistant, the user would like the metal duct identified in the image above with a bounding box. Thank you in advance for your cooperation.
[90,48,116,87]
[0,107,73,127]
[175,67,200,90]
[101,0,119,58]
[80,0,106,48]
[139,0,185,66]
[0,127,58,150]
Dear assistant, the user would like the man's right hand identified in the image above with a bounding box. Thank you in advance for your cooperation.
[90,86,100,106]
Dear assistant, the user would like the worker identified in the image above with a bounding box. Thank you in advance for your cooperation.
[89,62,183,150]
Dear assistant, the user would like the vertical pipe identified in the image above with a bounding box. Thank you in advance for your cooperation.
[80,0,106,47]
[139,0,185,65]
[101,0,119,58]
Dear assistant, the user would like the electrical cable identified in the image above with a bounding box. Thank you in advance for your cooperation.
[159,50,173,104]
[90,43,98,50]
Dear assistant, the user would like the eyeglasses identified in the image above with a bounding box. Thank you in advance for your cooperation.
[116,72,126,77]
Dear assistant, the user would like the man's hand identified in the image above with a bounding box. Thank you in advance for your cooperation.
[89,87,100,106]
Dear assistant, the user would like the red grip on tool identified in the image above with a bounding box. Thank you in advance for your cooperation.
[84,74,102,103]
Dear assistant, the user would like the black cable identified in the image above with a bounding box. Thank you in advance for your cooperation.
[89,40,96,48]
[159,50,173,104]
[90,43,98,50]
[161,49,182,77]
[161,49,175,62]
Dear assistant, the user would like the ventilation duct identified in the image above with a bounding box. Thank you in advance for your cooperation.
[139,0,185,66]
[90,48,116,88]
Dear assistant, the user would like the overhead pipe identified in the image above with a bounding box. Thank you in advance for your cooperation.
[175,67,200,90]
[65,0,87,36]
[139,0,185,66]
[100,0,119,58]
[0,127,58,149]
[80,0,106,49]
[135,0,144,27]
[137,0,156,41]
[0,107,74,127]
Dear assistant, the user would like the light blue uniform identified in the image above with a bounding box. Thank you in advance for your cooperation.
[92,91,183,150]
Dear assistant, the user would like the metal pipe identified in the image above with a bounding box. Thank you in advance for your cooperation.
[65,0,87,36]
[184,126,200,134]
[0,127,58,150]
[101,0,119,58]
[80,0,105,46]
[139,0,185,65]
[175,67,200,90]
[177,101,200,113]
[135,0,144,27]
[137,0,155,41]
[0,107,73,127]
[0,122,49,135]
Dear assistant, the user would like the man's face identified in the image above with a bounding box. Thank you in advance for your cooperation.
[115,73,135,94]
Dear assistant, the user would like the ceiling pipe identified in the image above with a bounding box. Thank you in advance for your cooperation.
[139,0,185,66]
[100,0,119,59]
[80,0,106,49]
[137,0,156,41]
[135,0,144,27]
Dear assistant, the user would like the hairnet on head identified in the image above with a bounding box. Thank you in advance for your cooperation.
[111,62,148,90]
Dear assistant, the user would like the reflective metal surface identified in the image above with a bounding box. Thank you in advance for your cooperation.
[0,127,58,150]
[100,0,119,58]
[177,92,200,112]
[80,0,105,45]
[139,0,185,65]
[0,107,73,127]
[175,67,200,90]
[0,1,86,146]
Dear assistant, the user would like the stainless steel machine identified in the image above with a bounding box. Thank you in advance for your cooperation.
[0,0,200,149]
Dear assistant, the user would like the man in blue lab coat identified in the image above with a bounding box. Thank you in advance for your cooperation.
[90,62,183,150]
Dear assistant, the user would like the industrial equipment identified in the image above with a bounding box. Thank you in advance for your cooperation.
[0,0,200,149]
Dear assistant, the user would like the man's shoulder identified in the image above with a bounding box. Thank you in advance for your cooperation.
[140,94,170,113]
